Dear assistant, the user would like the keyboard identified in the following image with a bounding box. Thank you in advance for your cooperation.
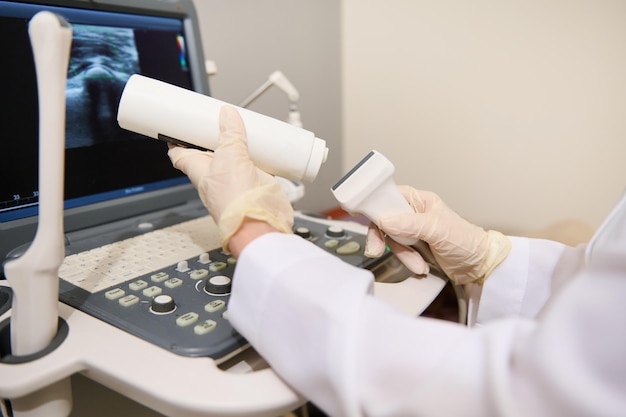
[59,216,216,293]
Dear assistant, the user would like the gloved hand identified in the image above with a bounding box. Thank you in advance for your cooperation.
[168,105,294,251]
[365,186,511,285]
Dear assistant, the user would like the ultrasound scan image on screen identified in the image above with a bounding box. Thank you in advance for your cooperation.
[66,24,140,149]
[0,1,199,223]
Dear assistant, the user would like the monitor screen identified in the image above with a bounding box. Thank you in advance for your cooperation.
[0,1,202,222]
[0,0,209,265]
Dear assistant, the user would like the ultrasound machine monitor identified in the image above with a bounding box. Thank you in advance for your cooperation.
[0,0,252,360]
[0,0,390,362]
[1,0,210,258]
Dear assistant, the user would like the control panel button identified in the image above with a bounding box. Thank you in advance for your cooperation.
[164,277,183,289]
[326,226,345,238]
[324,239,340,249]
[150,272,169,283]
[205,275,232,295]
[143,286,162,298]
[205,299,226,313]
[105,288,125,300]
[294,226,312,239]
[198,252,211,264]
[194,319,218,335]
[119,294,139,307]
[176,312,199,327]
[176,260,190,272]
[129,279,148,291]
[190,269,209,280]
[336,240,361,255]
[209,261,227,272]
[137,222,153,230]
[151,294,176,314]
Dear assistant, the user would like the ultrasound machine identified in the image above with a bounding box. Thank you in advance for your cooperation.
[0,1,447,416]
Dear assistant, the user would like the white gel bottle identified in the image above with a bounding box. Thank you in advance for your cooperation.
[117,74,329,182]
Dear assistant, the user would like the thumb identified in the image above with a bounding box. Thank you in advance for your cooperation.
[218,105,248,147]
[214,105,253,173]
[387,239,429,276]
[364,223,387,258]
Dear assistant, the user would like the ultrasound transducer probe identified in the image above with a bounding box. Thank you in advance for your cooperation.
[331,150,418,246]
[117,74,329,183]
[331,150,441,271]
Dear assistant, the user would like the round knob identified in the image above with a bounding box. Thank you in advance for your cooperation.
[326,226,345,238]
[151,294,176,314]
[205,275,232,295]
[294,226,312,239]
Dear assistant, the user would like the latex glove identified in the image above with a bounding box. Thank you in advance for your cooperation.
[168,105,294,251]
[365,186,511,285]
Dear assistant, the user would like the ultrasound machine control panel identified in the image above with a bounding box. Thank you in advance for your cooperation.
[52,211,392,363]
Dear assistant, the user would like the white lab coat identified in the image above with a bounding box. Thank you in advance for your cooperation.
[228,194,626,417]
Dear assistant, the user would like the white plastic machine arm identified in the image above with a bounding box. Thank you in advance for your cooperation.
[2,11,73,417]
[5,9,70,360]
[239,70,300,107]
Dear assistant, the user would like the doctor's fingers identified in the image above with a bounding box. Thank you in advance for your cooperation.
[364,223,386,258]
[217,105,249,146]
[397,185,441,213]
[210,105,259,177]
[387,238,430,276]
[364,223,430,276]
[378,211,437,243]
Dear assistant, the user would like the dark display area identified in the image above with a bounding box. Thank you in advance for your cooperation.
[0,1,194,222]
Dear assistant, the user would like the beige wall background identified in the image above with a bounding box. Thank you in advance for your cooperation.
[192,0,626,235]
[342,0,626,235]
[194,0,626,233]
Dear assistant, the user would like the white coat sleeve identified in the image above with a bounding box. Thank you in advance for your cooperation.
[477,236,583,322]
[228,233,626,417]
